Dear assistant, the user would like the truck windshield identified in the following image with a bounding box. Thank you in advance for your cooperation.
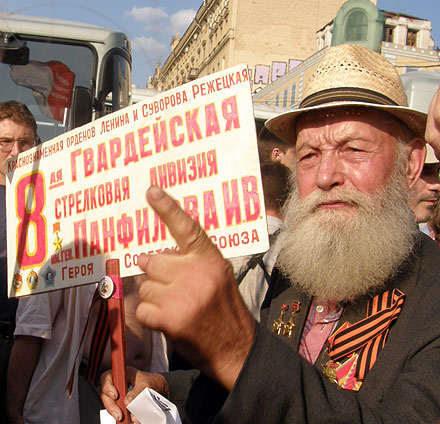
[0,38,94,142]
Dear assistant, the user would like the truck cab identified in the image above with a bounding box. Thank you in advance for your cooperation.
[0,13,132,142]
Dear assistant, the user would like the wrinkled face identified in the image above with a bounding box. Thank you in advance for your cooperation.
[408,162,440,223]
[276,107,422,302]
[294,108,409,210]
[0,119,36,185]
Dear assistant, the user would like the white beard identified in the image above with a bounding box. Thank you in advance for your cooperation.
[275,162,417,303]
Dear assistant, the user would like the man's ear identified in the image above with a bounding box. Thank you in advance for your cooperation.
[271,148,282,162]
[406,138,426,190]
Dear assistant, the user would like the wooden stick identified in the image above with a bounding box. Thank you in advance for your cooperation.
[106,259,128,424]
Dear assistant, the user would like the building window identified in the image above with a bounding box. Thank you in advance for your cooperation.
[290,83,297,106]
[407,29,418,47]
[275,93,280,106]
[384,25,393,43]
[344,10,368,41]
[283,89,288,107]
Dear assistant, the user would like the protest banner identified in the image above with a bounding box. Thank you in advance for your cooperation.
[6,64,269,297]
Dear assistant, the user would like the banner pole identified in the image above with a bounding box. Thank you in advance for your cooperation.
[99,259,128,424]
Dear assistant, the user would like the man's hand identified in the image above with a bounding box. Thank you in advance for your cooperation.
[426,84,440,160]
[136,186,256,391]
[101,366,168,423]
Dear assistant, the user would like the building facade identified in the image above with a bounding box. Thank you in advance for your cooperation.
[253,0,440,111]
[148,0,354,92]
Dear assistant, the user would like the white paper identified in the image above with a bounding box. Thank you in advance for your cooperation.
[127,387,182,424]
[100,409,116,424]
[7,64,269,298]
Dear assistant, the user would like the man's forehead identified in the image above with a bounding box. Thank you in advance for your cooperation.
[0,118,35,133]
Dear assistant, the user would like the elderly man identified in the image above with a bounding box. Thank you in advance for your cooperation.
[102,44,440,423]
[0,101,38,423]
[408,144,440,225]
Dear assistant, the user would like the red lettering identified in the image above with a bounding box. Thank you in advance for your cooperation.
[203,191,219,230]
[242,176,260,222]
[223,179,241,225]
[205,103,220,137]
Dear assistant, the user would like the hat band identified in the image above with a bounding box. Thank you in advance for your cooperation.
[300,87,399,108]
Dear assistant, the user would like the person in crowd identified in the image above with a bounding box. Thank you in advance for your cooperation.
[0,101,38,424]
[7,274,168,424]
[424,199,440,242]
[230,161,290,320]
[408,144,440,226]
[257,126,295,170]
[101,44,440,423]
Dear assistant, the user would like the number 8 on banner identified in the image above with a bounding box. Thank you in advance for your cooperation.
[15,171,47,269]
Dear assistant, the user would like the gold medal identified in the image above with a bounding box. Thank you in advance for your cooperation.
[272,304,288,335]
[283,300,301,338]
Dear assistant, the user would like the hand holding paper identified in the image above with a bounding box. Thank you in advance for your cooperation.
[127,388,182,424]
[100,366,168,423]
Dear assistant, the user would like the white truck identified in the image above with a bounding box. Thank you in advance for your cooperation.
[0,13,132,142]
[401,70,440,114]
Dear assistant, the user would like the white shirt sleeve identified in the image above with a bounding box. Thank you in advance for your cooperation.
[14,290,64,340]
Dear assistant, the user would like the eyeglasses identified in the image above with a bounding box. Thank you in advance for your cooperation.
[0,137,38,153]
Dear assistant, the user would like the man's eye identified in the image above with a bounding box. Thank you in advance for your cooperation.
[300,152,315,161]
[344,147,367,158]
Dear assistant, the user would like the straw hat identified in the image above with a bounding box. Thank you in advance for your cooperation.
[265,44,427,144]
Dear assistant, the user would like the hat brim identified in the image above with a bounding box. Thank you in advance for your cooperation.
[265,101,427,145]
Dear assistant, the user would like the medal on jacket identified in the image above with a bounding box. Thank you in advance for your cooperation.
[322,353,362,391]
[273,300,301,337]
[283,300,301,338]
[322,288,405,391]
[272,304,288,335]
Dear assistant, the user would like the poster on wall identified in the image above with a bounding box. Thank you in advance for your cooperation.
[7,64,269,297]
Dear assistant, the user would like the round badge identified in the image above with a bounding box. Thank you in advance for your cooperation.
[98,276,115,299]
[27,271,38,290]
[13,273,23,292]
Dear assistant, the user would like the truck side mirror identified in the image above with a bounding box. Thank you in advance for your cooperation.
[71,86,92,129]
[0,33,29,65]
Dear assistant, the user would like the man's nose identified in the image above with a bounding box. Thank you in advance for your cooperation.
[10,141,21,157]
[315,152,345,191]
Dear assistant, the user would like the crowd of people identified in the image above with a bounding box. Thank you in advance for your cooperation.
[2,43,440,423]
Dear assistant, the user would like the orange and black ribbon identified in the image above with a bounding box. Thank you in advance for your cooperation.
[66,288,109,395]
[327,288,405,382]
[84,289,109,385]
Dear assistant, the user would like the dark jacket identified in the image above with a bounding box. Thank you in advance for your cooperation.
[167,234,440,423]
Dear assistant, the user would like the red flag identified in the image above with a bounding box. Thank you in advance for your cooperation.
[11,60,75,124]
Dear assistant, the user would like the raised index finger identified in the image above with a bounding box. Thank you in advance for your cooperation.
[146,185,218,255]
